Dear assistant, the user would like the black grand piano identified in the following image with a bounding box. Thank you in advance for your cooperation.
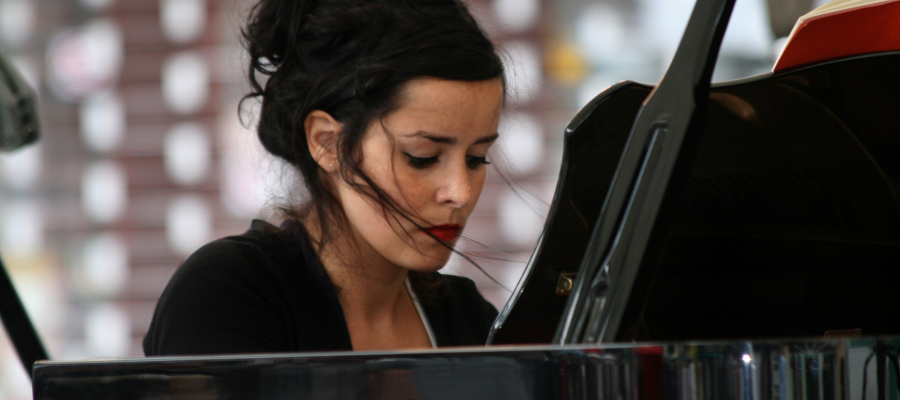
[9,0,900,397]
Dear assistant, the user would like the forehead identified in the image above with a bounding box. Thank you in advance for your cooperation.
[382,78,504,138]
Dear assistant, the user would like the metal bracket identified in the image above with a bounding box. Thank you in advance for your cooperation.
[556,273,576,295]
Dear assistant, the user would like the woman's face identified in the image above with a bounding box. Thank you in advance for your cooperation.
[335,78,504,272]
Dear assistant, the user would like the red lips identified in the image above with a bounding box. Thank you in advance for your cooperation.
[423,224,461,241]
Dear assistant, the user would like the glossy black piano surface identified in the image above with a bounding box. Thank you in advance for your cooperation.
[491,51,900,345]
[32,337,900,400]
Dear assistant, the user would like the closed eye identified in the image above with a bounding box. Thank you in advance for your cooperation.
[466,155,490,169]
[405,153,439,169]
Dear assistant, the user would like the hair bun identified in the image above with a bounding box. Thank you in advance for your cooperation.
[243,0,317,74]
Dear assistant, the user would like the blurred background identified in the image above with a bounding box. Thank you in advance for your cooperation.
[0,0,823,396]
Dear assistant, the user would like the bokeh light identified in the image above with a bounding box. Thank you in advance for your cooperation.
[166,194,212,256]
[160,0,207,44]
[79,91,126,153]
[161,51,209,115]
[164,122,211,186]
[81,160,128,224]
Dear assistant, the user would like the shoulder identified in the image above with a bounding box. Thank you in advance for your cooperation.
[191,219,294,264]
[144,220,314,355]
[422,274,499,347]
[440,274,487,299]
[158,220,302,301]
[440,275,499,319]
[176,220,295,278]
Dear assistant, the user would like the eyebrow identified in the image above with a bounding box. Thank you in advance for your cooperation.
[404,131,499,145]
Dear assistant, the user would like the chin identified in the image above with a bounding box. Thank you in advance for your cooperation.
[402,249,453,273]
[393,234,457,268]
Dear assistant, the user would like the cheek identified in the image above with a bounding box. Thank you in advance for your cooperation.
[376,154,434,211]
[471,171,487,200]
[391,172,434,209]
[348,153,429,225]
[338,185,386,229]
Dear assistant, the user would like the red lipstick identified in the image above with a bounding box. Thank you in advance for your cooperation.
[423,224,461,241]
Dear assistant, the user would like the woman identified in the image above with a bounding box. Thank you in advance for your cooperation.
[143,0,505,355]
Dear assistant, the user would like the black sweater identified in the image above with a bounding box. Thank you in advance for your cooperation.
[143,220,498,356]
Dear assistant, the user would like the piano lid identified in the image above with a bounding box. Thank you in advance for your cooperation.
[491,0,900,345]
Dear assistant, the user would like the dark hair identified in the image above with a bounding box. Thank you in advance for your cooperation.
[242,0,505,298]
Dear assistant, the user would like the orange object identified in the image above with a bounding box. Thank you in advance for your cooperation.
[774,0,900,71]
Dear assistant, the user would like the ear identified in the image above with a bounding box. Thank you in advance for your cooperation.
[305,110,341,172]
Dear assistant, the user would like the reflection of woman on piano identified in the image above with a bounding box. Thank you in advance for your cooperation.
[143,0,505,356]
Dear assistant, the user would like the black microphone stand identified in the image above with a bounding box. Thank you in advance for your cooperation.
[0,50,49,378]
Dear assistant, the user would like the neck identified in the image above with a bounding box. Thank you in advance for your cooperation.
[302,214,410,323]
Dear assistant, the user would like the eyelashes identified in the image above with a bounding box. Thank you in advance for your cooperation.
[404,153,491,170]
[465,155,491,169]
[406,154,439,169]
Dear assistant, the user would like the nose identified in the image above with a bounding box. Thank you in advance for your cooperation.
[436,161,473,209]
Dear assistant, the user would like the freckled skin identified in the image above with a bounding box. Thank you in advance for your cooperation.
[335,78,504,273]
